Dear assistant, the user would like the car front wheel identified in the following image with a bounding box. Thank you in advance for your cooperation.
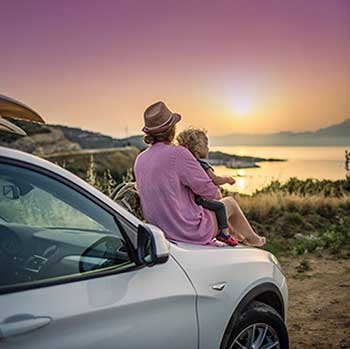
[222,301,289,349]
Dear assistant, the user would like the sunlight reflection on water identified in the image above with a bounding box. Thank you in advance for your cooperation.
[211,146,348,195]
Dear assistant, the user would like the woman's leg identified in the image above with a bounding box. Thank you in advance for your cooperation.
[218,196,266,246]
[227,221,245,241]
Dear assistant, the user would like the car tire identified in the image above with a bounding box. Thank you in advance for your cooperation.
[221,301,289,349]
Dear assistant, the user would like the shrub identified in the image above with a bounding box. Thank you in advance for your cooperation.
[284,212,304,226]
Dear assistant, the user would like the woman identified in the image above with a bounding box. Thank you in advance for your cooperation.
[134,101,265,247]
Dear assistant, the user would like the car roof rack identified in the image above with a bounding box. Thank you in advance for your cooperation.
[0,94,45,136]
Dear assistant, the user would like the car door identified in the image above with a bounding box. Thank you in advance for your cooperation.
[0,159,198,349]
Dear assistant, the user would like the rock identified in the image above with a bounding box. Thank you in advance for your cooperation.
[2,128,81,155]
[295,233,305,240]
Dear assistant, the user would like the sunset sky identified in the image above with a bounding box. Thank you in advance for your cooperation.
[1,0,349,138]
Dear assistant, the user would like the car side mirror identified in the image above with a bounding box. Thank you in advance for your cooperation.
[2,185,20,200]
[137,224,170,266]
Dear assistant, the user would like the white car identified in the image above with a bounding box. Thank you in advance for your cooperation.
[0,96,288,349]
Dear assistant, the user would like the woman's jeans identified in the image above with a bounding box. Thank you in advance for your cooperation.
[195,196,228,231]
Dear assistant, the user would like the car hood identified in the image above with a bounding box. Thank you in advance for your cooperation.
[169,241,279,292]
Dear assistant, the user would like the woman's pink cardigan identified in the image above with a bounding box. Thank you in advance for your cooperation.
[134,142,219,245]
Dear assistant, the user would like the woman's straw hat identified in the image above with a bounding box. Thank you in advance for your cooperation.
[142,101,181,134]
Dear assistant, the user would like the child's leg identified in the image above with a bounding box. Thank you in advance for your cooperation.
[213,203,230,235]
[197,199,229,234]
[197,199,240,246]
[206,211,238,247]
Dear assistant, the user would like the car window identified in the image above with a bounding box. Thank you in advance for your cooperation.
[0,162,133,291]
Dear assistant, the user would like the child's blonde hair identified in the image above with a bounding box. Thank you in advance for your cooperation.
[176,128,208,158]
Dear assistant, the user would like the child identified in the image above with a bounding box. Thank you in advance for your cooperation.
[177,128,239,247]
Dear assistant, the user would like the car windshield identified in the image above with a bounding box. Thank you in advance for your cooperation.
[0,183,104,230]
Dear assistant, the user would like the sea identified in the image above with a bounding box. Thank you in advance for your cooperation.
[211,146,349,195]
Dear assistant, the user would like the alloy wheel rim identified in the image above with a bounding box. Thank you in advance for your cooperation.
[230,323,280,349]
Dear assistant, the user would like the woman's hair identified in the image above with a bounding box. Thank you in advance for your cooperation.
[176,128,207,158]
[143,125,176,145]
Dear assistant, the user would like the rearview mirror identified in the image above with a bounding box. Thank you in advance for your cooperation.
[2,185,20,200]
[137,224,169,266]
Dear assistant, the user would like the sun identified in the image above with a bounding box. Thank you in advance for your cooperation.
[233,99,252,116]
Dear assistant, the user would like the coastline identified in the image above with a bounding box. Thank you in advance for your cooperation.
[208,150,285,169]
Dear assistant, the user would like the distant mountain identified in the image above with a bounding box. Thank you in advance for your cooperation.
[315,119,350,137]
[211,119,350,146]
[49,124,147,150]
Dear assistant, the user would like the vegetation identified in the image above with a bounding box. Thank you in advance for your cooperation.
[85,154,127,196]
[49,147,139,184]
[233,150,350,257]
[236,191,350,257]
[255,177,350,197]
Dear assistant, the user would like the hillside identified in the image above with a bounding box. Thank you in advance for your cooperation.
[43,147,139,183]
[0,119,144,154]
[0,119,141,183]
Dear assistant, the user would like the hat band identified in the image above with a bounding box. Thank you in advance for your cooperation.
[144,114,173,130]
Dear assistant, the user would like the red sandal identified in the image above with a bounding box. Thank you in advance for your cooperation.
[216,232,238,247]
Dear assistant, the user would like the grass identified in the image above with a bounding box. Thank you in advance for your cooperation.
[237,191,350,215]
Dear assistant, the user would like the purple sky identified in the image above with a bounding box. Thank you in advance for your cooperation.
[1,0,349,137]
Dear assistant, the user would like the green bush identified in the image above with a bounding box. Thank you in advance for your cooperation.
[256,177,350,198]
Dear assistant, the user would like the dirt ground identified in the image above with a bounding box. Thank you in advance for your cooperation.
[279,255,350,349]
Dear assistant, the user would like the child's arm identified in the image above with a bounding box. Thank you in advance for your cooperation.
[206,169,235,186]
